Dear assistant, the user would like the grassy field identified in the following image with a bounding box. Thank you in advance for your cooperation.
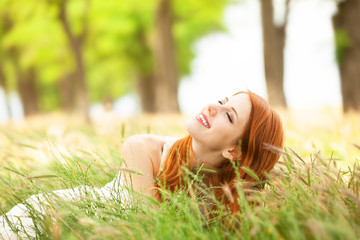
[0,109,359,240]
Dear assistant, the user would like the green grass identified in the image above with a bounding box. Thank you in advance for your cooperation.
[0,111,359,240]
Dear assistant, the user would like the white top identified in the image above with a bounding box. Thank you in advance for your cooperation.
[160,136,179,171]
[0,136,179,239]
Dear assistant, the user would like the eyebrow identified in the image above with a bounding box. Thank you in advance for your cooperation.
[225,97,238,120]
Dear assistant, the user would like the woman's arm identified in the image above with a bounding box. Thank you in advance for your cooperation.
[121,134,165,198]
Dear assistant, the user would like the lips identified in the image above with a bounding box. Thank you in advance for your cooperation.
[196,113,211,128]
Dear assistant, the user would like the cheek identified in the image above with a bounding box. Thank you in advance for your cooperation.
[211,122,239,147]
[206,127,234,150]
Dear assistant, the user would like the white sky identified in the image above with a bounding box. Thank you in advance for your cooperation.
[179,0,341,115]
[0,0,342,123]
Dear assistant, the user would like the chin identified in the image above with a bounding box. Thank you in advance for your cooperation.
[185,118,195,134]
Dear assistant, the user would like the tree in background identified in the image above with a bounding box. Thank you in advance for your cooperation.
[1,0,67,116]
[332,0,360,112]
[123,0,231,113]
[1,5,40,116]
[2,0,97,120]
[53,0,231,114]
[150,0,231,112]
[153,0,179,113]
[56,0,90,121]
[95,0,231,113]
[16,66,39,116]
[0,0,233,118]
[260,0,290,108]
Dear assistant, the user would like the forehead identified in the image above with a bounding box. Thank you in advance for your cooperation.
[229,93,251,110]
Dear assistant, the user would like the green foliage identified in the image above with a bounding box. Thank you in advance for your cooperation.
[173,0,231,76]
[334,28,352,65]
[0,0,232,110]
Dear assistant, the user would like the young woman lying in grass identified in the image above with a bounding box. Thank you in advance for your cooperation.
[0,90,284,239]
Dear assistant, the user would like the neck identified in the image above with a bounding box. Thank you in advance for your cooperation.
[191,139,223,171]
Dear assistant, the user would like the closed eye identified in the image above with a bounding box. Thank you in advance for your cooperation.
[218,100,233,123]
[226,112,233,123]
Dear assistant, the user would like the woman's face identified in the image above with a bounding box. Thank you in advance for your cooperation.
[186,93,252,153]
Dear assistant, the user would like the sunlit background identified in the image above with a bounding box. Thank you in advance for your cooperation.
[0,0,358,124]
[1,1,360,239]
[179,0,341,114]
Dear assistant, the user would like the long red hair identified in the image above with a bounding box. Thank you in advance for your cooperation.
[156,91,284,213]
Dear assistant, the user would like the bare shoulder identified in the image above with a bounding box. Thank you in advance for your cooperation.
[120,134,168,195]
[121,134,166,172]
[122,134,166,153]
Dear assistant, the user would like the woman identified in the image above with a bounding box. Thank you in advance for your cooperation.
[0,90,284,239]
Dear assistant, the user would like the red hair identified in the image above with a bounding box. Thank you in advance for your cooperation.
[156,90,284,213]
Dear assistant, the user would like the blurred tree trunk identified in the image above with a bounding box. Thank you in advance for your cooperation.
[9,46,39,116]
[137,74,156,113]
[153,0,180,113]
[260,0,289,108]
[17,68,39,115]
[58,71,76,112]
[332,0,360,112]
[0,65,6,89]
[134,23,157,113]
[58,0,90,122]
[0,63,7,90]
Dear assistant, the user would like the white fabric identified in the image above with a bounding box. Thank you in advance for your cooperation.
[0,174,128,240]
[160,136,179,171]
[0,136,178,239]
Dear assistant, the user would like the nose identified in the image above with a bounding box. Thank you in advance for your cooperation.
[207,104,219,117]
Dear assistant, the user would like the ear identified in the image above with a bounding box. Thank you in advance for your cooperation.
[222,146,240,160]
